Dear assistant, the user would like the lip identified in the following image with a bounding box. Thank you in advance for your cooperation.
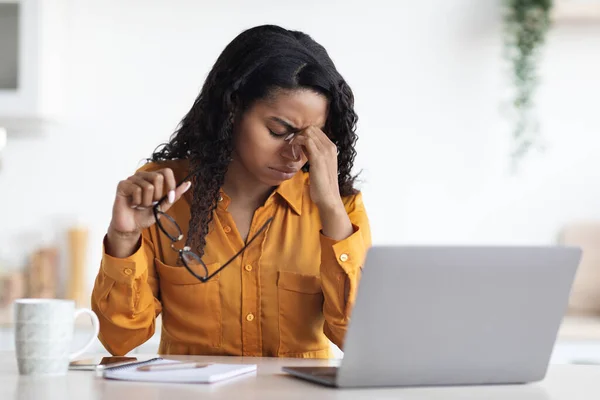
[268,167,298,180]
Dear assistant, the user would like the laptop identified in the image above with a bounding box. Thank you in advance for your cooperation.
[283,246,581,388]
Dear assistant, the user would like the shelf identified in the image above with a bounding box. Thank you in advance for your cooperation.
[0,302,96,328]
[0,308,13,327]
[0,116,58,138]
[1,307,598,340]
[558,316,600,341]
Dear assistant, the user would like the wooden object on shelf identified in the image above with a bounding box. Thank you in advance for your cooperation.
[0,271,25,308]
[553,0,600,22]
[27,246,59,299]
[559,316,600,341]
[66,225,89,307]
[559,223,600,316]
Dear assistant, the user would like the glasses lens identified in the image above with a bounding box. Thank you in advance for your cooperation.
[182,251,209,279]
[156,212,181,241]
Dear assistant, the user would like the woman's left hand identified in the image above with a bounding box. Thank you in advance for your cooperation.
[292,126,343,211]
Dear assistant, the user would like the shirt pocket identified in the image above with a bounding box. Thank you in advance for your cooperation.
[277,270,329,356]
[155,258,222,348]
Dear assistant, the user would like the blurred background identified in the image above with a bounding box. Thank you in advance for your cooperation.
[1,0,600,361]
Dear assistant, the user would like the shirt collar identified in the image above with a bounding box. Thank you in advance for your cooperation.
[273,171,305,215]
[175,159,304,214]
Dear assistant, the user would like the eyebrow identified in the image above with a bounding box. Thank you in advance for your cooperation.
[269,116,326,132]
[269,117,299,133]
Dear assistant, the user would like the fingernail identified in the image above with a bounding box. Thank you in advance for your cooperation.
[152,201,159,206]
[130,205,138,209]
[183,181,192,193]
[168,190,175,204]
[284,133,294,141]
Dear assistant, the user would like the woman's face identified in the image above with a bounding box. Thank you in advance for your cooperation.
[232,88,329,186]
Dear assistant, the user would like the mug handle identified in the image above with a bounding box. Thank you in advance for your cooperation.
[69,308,100,360]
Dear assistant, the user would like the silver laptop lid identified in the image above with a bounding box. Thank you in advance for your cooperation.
[337,246,581,387]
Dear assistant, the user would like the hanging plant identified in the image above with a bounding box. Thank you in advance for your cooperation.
[503,0,553,169]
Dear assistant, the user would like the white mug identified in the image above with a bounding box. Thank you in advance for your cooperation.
[14,298,100,376]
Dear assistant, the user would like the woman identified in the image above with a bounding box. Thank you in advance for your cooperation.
[91,24,371,358]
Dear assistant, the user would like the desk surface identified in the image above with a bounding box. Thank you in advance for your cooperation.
[1,353,600,399]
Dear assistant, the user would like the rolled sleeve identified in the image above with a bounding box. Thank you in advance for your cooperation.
[320,223,366,276]
[320,192,372,350]
[92,230,160,355]
[101,236,151,284]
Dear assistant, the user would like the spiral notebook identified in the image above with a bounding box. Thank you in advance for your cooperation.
[102,358,257,384]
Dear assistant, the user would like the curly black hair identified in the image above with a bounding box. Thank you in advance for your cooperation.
[151,24,359,258]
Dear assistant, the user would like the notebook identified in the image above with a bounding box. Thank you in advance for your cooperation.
[102,357,257,384]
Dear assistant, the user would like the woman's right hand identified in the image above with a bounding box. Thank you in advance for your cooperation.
[106,168,192,258]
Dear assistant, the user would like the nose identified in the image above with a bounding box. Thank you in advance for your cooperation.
[280,139,300,161]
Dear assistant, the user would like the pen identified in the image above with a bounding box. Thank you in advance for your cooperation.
[101,357,162,371]
[137,361,212,372]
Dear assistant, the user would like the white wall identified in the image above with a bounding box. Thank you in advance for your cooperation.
[0,0,599,296]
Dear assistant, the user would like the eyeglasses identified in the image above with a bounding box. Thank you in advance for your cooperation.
[153,172,273,283]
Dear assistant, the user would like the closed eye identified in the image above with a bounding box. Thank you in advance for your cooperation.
[267,116,327,138]
[268,129,288,138]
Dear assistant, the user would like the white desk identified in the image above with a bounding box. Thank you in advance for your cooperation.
[3,316,600,363]
[1,352,600,399]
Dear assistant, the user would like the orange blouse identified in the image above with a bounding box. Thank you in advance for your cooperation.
[91,160,371,358]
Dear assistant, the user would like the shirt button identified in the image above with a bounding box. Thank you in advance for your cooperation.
[246,313,255,322]
[339,253,349,262]
[123,268,133,275]
[244,264,253,272]
[223,226,232,234]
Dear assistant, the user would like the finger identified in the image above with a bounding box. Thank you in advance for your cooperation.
[136,171,164,202]
[305,126,337,154]
[157,168,177,202]
[127,175,156,207]
[291,134,319,159]
[294,127,321,150]
[136,169,176,203]
[146,168,178,203]
[116,180,143,208]
[298,127,327,151]
[174,181,192,202]
[141,168,179,204]
[306,126,329,145]
[158,181,192,213]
